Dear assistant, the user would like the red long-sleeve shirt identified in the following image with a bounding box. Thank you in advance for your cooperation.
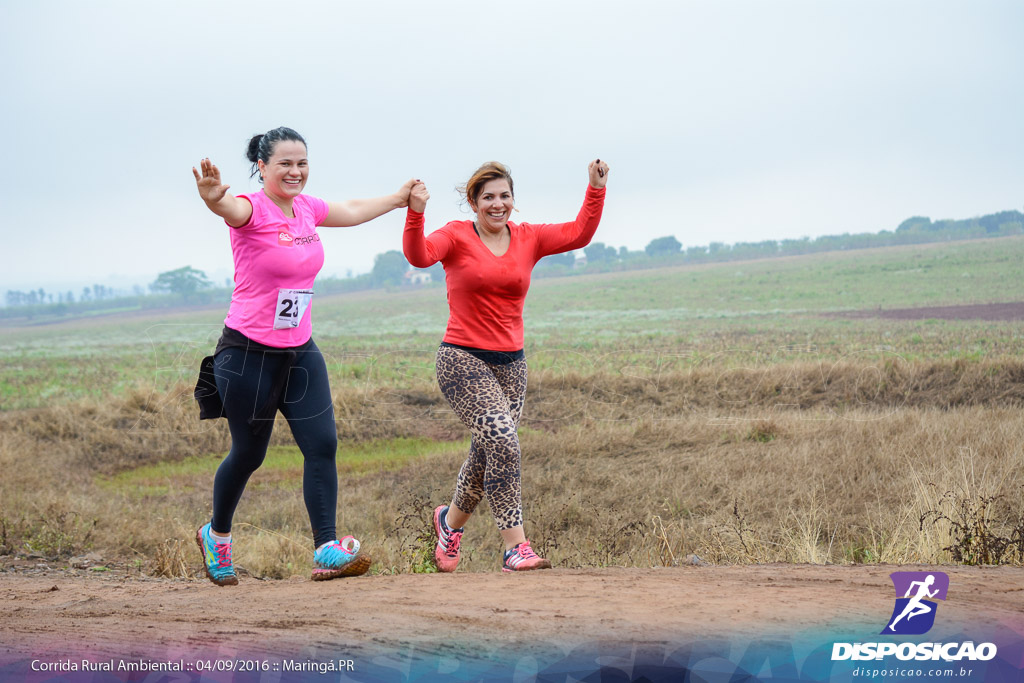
[404,185,606,351]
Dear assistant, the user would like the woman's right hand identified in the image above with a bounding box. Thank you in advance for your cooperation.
[192,158,230,205]
[409,181,430,213]
[192,158,253,227]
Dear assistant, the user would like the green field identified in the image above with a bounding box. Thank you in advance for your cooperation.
[3,237,1023,411]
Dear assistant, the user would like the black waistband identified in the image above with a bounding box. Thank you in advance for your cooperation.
[214,326,314,357]
[440,342,524,365]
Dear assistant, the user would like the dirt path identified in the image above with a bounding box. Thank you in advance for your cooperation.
[2,565,1023,674]
[827,301,1024,321]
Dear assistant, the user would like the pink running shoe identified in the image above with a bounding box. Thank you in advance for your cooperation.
[502,540,552,572]
[432,505,463,572]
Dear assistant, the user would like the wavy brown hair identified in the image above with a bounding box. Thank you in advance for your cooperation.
[457,161,514,208]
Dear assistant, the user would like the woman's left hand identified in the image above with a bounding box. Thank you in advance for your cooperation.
[588,159,610,189]
[395,178,418,208]
[409,181,430,213]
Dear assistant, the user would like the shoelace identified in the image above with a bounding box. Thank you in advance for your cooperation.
[442,530,462,557]
[514,542,539,560]
[211,541,232,569]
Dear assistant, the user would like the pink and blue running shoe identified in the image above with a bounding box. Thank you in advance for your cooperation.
[311,536,371,581]
[195,523,238,586]
[433,505,463,572]
[502,540,551,572]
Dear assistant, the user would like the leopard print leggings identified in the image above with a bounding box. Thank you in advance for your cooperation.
[436,345,527,530]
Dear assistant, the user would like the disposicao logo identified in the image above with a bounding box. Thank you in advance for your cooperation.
[882,571,948,635]
[831,571,997,663]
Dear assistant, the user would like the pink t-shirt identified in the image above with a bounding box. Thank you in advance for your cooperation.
[223,191,329,347]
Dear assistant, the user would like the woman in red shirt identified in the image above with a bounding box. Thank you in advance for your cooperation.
[403,159,610,572]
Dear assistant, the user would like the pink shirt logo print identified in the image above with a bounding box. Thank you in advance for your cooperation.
[278,232,294,247]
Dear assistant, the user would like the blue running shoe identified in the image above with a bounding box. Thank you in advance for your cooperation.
[311,536,371,581]
[195,523,238,586]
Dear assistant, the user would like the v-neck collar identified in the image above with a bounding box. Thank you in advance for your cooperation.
[472,221,512,258]
[263,189,297,220]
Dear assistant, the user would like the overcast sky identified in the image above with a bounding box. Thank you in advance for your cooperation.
[2,0,1022,295]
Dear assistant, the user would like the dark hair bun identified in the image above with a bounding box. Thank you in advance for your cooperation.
[246,134,263,164]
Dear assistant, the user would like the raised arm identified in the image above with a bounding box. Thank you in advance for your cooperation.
[192,158,254,228]
[533,159,610,258]
[403,182,453,267]
[321,179,417,227]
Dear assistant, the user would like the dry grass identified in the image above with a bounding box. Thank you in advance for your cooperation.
[1,359,1023,577]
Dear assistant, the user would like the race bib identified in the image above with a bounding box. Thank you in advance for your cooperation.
[274,288,313,329]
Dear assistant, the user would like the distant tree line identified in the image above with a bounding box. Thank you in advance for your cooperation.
[4,208,1022,320]
[0,268,227,320]
[532,209,1024,277]
[3,283,137,308]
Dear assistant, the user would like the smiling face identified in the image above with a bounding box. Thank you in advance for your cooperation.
[258,139,309,202]
[469,178,514,235]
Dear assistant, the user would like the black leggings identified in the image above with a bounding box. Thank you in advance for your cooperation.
[211,340,338,548]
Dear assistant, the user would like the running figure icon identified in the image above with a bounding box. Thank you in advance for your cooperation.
[882,571,949,635]
[888,574,939,631]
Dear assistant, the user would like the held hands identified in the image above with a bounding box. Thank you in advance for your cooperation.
[192,158,231,205]
[588,158,610,189]
[409,181,430,213]
[394,178,418,208]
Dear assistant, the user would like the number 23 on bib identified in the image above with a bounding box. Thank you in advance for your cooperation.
[274,288,313,329]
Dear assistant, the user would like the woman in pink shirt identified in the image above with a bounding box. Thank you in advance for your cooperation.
[192,126,415,585]
[404,159,610,572]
